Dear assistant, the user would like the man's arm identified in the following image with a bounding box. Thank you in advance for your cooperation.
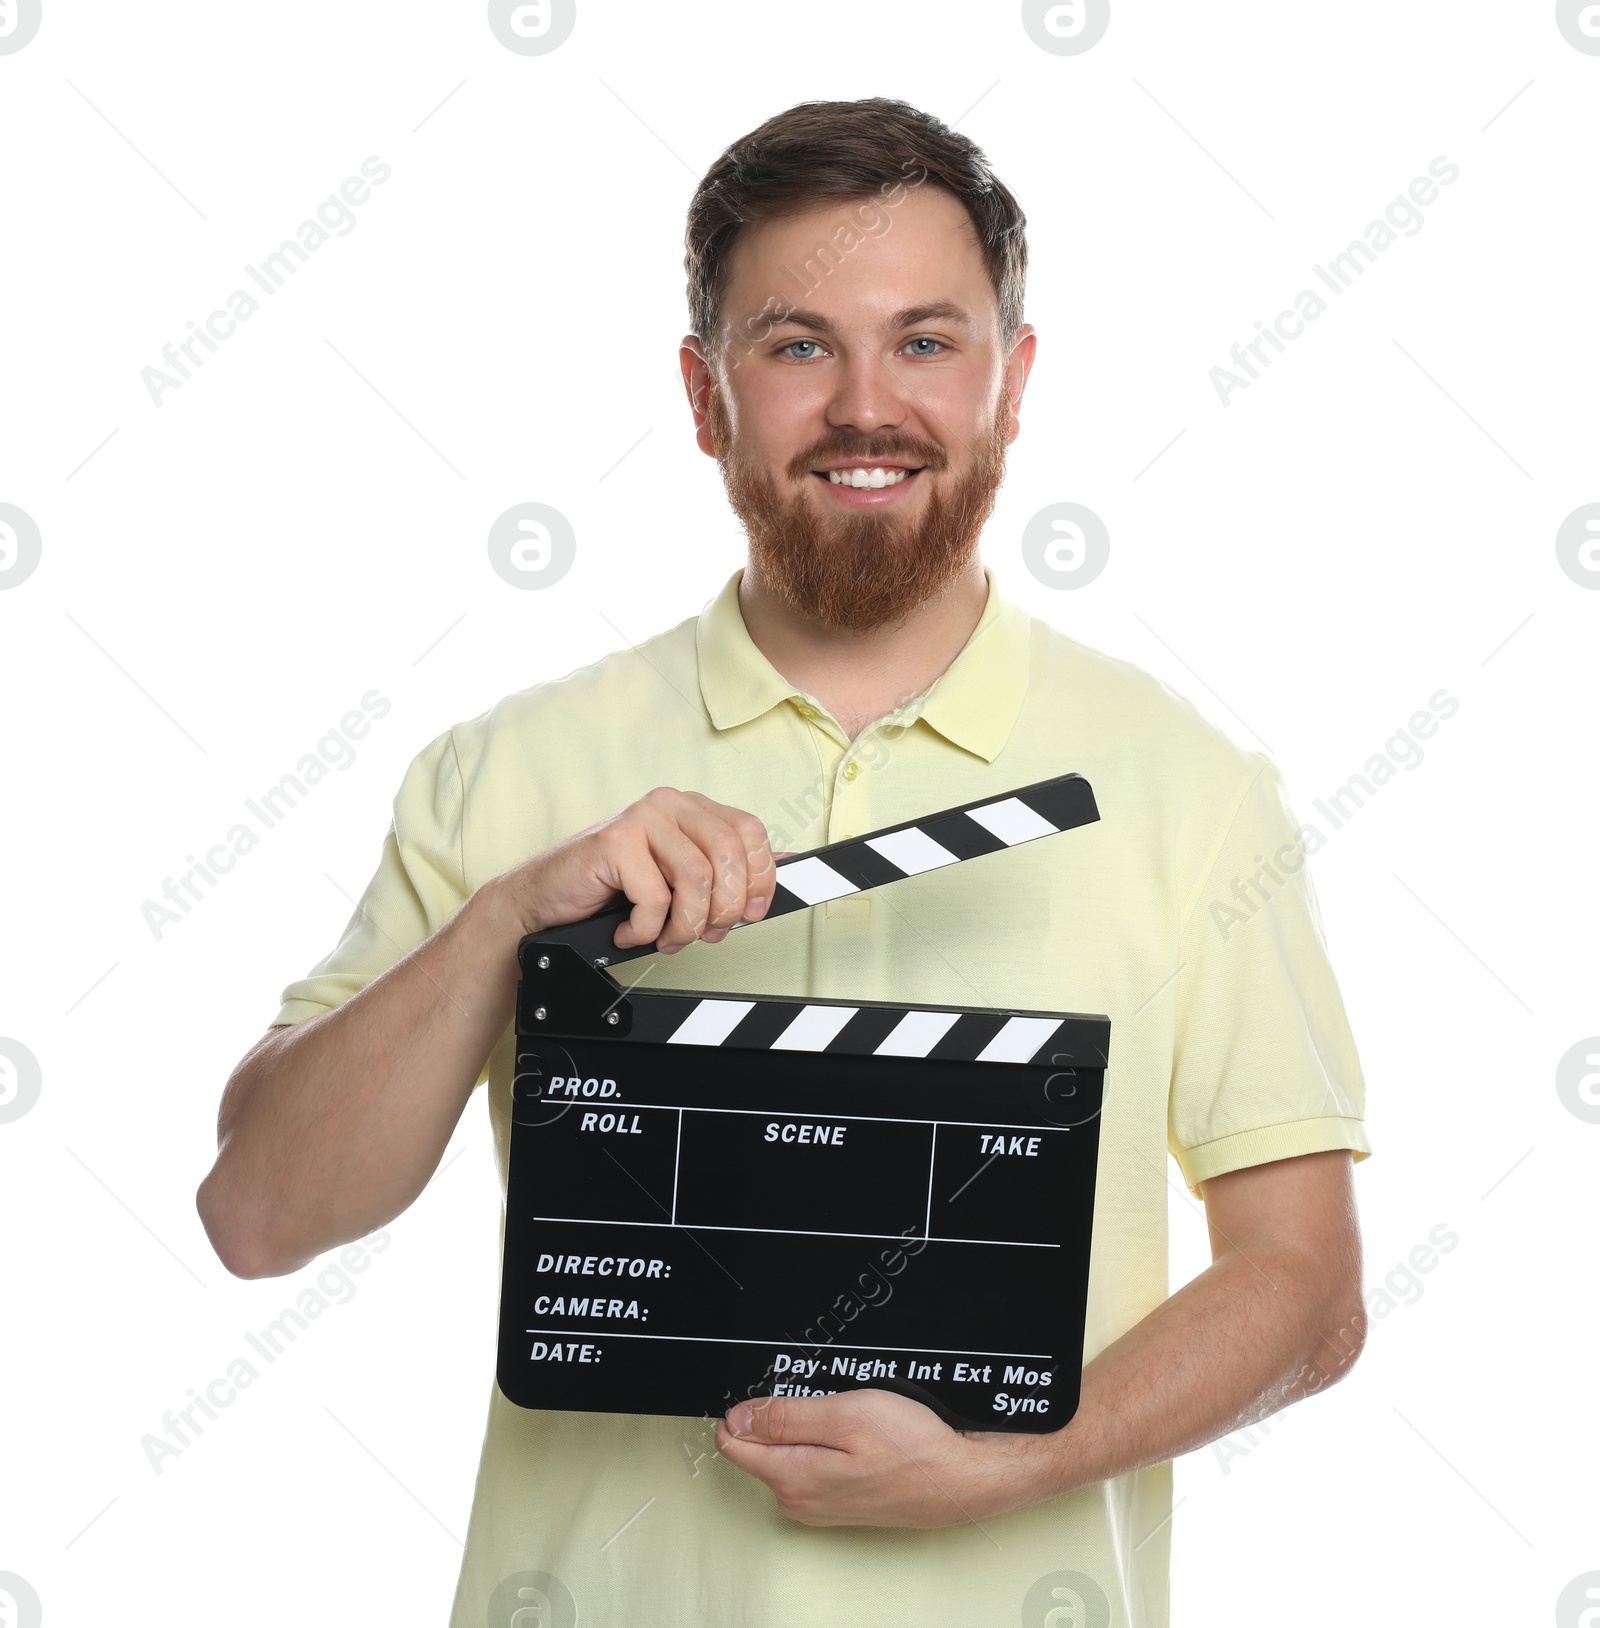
[196,789,779,1280]
[713,1147,1365,1526]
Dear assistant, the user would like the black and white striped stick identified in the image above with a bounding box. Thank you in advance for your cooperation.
[521,773,1106,1067]
[539,772,1099,969]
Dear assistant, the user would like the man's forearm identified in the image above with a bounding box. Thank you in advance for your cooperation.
[1007,1240,1364,1511]
[715,1152,1364,1528]
[200,785,787,1283]
[711,1241,1364,1528]
[196,880,526,1278]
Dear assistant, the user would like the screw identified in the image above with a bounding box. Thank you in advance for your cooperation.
[595,956,610,967]
[533,1006,547,1021]
[537,955,550,969]
[606,1012,620,1026]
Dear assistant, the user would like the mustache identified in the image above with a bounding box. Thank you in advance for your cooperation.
[785,439,949,479]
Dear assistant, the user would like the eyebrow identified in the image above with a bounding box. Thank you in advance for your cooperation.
[764,300,975,337]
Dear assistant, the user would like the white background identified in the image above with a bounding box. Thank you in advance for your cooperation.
[1,2,1596,1624]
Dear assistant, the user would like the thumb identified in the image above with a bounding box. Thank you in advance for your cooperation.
[726,1393,844,1446]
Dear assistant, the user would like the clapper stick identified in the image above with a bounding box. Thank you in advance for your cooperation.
[499,771,1111,1434]
[533,770,1101,969]
[516,771,1108,1067]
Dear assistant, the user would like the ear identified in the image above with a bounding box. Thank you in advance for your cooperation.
[1003,324,1038,448]
[680,335,720,459]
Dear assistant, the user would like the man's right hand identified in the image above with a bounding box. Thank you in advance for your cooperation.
[493,786,780,954]
[198,786,782,1279]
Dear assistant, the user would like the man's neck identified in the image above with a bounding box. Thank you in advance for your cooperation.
[737,556,990,741]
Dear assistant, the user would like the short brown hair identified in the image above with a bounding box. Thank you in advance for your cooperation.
[684,97,1027,367]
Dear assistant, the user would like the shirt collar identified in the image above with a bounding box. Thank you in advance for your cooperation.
[695,564,1031,763]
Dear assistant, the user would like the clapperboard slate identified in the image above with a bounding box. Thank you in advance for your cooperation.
[496,773,1111,1434]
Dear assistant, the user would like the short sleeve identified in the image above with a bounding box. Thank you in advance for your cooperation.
[271,726,469,1026]
[1168,753,1371,1192]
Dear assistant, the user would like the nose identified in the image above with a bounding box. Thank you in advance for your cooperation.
[824,350,910,440]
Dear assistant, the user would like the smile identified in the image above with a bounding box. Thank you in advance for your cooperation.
[813,465,924,488]
[821,466,923,488]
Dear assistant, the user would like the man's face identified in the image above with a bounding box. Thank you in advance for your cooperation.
[683,183,1035,633]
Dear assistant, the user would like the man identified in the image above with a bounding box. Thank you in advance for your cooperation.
[197,97,1370,1626]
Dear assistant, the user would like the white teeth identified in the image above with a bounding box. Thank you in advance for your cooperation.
[827,467,913,487]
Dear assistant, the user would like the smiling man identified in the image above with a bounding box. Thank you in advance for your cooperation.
[198,99,1371,1627]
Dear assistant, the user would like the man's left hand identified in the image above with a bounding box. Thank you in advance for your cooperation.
[714,1388,1059,1527]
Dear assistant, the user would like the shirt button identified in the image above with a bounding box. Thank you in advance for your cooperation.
[797,704,817,719]
[842,761,858,781]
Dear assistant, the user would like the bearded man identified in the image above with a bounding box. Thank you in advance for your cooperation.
[198,97,1370,1628]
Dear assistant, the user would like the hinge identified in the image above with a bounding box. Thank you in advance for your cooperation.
[516,939,632,1036]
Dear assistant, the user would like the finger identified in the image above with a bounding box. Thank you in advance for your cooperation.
[601,793,727,950]
[670,797,754,938]
[601,825,678,950]
[678,793,776,934]
[644,821,724,952]
[710,803,778,923]
[713,1422,815,1478]
[714,1419,836,1471]
[724,1393,854,1447]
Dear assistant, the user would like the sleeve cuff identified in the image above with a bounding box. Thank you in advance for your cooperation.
[272,999,334,1027]
[1173,1115,1372,1194]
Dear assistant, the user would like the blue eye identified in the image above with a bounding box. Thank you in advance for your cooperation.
[905,337,945,357]
[781,339,824,360]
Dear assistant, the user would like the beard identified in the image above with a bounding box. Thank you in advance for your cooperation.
[707,381,1011,633]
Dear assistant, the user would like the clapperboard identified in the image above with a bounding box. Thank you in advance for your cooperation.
[496,773,1111,1435]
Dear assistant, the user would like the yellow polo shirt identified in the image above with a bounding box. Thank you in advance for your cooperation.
[274,565,1369,1628]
